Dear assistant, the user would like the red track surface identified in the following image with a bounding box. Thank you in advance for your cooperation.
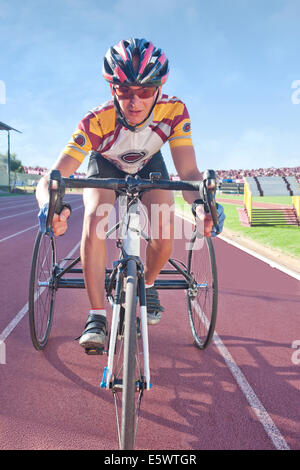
[0,194,299,450]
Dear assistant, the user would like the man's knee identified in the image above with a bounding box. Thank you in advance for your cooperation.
[149,203,175,241]
[150,236,173,256]
[83,202,116,241]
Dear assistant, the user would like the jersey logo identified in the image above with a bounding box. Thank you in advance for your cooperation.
[74,134,86,147]
[183,122,191,133]
[121,151,147,164]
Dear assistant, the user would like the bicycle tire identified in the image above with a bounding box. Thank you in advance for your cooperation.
[121,258,138,450]
[28,230,57,350]
[186,231,218,349]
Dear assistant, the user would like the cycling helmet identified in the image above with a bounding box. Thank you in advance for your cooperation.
[103,38,169,87]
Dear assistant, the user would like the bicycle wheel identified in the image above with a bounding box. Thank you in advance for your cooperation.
[186,230,218,349]
[29,230,57,350]
[121,258,138,450]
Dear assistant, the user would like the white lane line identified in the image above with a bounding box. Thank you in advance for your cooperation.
[0,209,36,220]
[175,211,300,281]
[0,198,82,220]
[0,224,39,243]
[0,240,82,343]
[0,201,37,212]
[0,204,84,243]
[178,210,291,449]
[192,300,290,450]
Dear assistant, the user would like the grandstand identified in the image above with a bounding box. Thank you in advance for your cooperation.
[215,166,300,184]
[243,175,300,227]
[246,176,300,197]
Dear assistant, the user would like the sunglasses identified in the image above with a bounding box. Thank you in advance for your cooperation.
[113,86,158,99]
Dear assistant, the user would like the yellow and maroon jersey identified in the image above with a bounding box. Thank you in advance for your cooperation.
[63,94,193,174]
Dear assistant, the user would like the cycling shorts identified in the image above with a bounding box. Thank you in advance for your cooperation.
[86,150,170,198]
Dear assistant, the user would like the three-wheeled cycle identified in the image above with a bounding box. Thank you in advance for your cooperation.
[28,169,219,450]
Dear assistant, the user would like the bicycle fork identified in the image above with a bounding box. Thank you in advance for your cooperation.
[100,263,151,392]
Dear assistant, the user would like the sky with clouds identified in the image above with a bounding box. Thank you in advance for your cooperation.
[0,0,300,175]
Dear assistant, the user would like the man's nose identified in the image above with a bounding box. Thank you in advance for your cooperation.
[129,93,141,105]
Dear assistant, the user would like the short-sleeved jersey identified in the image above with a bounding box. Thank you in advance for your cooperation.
[62,93,193,174]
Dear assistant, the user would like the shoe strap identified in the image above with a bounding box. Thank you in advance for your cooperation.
[82,313,107,335]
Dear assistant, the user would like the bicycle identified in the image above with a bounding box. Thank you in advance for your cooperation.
[28,169,219,450]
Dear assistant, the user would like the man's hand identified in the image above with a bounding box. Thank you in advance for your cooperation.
[38,203,71,236]
[193,202,225,237]
[195,205,214,237]
[52,207,71,236]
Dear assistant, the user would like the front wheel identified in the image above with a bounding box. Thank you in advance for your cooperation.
[28,231,57,350]
[186,231,218,350]
[121,259,138,450]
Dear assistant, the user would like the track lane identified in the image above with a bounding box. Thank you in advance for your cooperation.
[0,195,299,450]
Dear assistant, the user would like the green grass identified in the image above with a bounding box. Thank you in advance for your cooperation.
[216,193,293,206]
[174,194,300,258]
[0,191,34,197]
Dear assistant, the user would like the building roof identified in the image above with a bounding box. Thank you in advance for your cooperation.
[0,121,22,133]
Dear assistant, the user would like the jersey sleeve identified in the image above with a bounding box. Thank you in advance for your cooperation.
[168,102,193,149]
[62,113,103,163]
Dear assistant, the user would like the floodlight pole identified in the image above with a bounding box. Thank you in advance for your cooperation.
[7,130,11,191]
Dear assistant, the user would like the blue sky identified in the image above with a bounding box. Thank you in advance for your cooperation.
[0,0,300,174]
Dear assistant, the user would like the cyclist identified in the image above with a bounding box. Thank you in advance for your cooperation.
[36,38,225,352]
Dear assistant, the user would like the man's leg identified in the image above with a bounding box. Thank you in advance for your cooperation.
[141,188,174,325]
[79,187,116,349]
[81,187,116,307]
[141,188,175,285]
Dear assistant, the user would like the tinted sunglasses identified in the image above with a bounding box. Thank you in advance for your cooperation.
[113,85,158,99]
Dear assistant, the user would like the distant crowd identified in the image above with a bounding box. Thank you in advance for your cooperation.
[23,166,86,178]
[23,165,300,183]
[214,166,300,183]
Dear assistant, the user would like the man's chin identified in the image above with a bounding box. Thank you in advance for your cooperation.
[125,112,146,125]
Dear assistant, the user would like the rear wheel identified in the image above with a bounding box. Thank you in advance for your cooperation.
[186,231,218,349]
[28,231,57,350]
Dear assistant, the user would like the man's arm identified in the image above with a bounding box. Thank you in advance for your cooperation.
[36,153,81,236]
[170,145,203,204]
[171,145,214,236]
[36,153,81,208]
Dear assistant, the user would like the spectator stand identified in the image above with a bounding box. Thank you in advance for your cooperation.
[218,179,244,194]
[243,176,300,226]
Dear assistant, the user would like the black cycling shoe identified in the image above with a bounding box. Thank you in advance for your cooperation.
[79,313,108,350]
[146,286,164,325]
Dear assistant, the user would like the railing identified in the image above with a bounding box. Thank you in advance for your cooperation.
[292,196,300,220]
[243,178,252,224]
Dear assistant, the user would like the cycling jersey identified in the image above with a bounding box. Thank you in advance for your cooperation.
[62,94,193,174]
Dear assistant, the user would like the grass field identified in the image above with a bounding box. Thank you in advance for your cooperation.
[216,193,293,206]
[174,193,300,259]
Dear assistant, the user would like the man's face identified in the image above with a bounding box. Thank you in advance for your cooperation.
[112,85,160,126]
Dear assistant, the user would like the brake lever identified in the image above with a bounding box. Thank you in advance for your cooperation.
[45,170,66,232]
[202,169,220,234]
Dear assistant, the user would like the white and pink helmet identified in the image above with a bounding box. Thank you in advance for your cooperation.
[103,38,169,87]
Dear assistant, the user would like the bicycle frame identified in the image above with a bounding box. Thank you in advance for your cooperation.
[102,193,151,391]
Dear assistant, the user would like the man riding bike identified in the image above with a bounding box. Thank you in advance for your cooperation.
[36,38,225,352]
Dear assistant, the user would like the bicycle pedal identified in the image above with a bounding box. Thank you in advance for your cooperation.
[84,346,105,355]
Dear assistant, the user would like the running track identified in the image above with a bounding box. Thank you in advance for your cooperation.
[0,194,299,450]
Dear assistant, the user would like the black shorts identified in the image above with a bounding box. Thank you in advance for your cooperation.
[86,150,170,198]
